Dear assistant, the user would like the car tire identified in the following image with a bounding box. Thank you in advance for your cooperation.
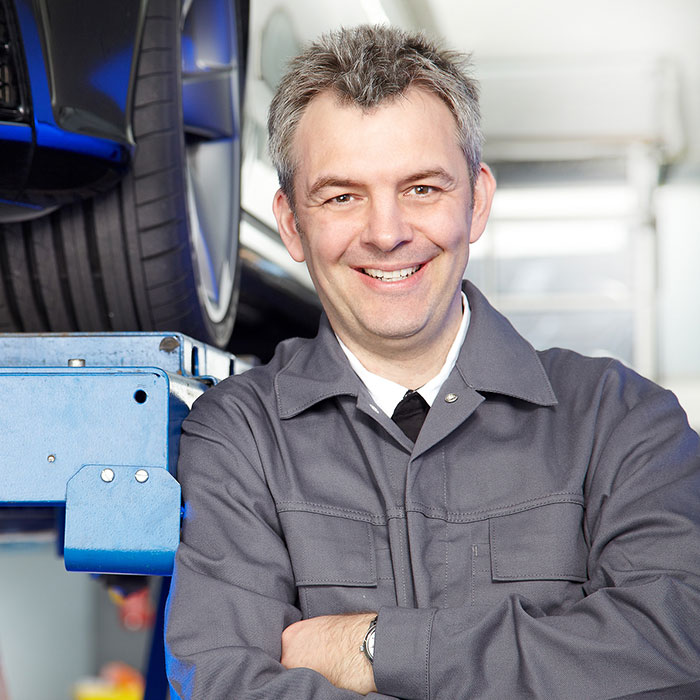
[0,0,245,348]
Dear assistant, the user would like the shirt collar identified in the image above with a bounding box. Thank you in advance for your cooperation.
[275,282,557,419]
[336,292,470,417]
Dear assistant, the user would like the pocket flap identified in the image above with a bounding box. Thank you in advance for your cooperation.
[280,510,377,587]
[489,502,587,582]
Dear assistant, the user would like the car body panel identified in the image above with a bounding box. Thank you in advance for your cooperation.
[0,0,146,221]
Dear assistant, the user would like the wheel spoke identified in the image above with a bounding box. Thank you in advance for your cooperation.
[182,69,238,139]
[186,138,239,320]
[181,0,234,68]
[179,0,241,333]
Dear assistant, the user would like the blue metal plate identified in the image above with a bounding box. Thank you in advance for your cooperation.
[0,367,169,503]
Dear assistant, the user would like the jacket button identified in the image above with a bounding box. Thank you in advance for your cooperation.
[444,393,458,403]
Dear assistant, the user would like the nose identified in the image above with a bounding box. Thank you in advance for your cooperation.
[360,196,413,252]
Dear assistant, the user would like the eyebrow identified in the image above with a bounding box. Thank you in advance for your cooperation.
[306,168,457,200]
[307,176,364,200]
[399,168,456,188]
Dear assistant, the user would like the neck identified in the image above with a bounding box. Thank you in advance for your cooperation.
[336,300,464,389]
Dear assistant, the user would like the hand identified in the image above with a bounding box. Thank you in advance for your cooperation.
[281,612,378,695]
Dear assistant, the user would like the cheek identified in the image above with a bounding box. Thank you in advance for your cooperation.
[312,223,358,264]
[430,223,472,258]
[301,240,346,287]
[440,207,473,247]
[411,202,471,237]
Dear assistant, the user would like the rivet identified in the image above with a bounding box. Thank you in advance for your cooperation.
[135,469,149,483]
[101,468,115,483]
[444,393,459,404]
[68,358,86,367]
[47,454,55,463]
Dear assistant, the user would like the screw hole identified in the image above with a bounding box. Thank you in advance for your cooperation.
[191,346,199,376]
[134,390,148,404]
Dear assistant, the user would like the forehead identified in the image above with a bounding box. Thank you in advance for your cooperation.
[291,87,465,187]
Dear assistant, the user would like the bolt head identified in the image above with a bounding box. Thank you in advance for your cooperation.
[159,336,180,353]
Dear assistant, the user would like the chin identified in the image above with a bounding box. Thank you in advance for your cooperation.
[366,320,427,342]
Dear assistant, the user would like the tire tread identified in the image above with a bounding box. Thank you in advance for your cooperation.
[30,215,77,331]
[0,0,240,346]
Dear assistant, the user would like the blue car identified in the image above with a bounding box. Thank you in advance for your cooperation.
[0,0,248,347]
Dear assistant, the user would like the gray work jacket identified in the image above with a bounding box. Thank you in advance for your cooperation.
[165,282,700,699]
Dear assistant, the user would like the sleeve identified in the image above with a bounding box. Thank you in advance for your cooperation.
[164,391,395,699]
[372,374,700,700]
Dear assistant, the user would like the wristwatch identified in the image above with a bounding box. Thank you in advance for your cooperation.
[360,615,378,665]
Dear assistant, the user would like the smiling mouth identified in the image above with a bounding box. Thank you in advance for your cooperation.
[361,265,422,282]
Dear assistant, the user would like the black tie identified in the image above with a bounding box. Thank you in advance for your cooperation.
[391,390,429,442]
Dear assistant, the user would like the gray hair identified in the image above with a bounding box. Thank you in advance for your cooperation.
[267,24,483,202]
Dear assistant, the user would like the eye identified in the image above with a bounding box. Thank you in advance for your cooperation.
[327,193,353,205]
[411,185,435,196]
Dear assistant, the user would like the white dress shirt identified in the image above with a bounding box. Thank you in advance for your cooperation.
[337,292,470,417]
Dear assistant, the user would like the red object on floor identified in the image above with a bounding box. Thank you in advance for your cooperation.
[114,588,156,631]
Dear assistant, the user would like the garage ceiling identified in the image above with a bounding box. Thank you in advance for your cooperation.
[384,0,700,168]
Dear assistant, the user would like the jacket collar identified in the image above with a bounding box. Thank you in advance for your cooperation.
[275,316,364,419]
[457,281,557,406]
[275,281,557,419]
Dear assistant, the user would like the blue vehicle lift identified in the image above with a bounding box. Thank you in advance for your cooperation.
[0,332,248,697]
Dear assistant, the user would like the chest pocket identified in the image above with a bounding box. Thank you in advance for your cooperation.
[472,501,588,612]
[279,509,395,618]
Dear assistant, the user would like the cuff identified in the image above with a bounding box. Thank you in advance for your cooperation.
[373,606,436,700]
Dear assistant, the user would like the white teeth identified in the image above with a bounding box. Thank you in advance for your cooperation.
[363,265,421,281]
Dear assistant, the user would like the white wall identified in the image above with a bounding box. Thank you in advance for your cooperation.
[0,545,95,700]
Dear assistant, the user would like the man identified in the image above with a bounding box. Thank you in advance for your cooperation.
[165,25,700,699]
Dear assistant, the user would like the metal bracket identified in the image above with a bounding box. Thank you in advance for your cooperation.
[64,465,181,575]
[0,331,243,575]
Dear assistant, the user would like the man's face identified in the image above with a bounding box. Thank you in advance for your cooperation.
[273,87,495,356]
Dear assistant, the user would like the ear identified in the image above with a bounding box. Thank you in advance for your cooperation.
[468,163,496,244]
[273,189,306,263]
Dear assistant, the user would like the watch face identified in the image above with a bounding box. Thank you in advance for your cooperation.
[362,618,378,664]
